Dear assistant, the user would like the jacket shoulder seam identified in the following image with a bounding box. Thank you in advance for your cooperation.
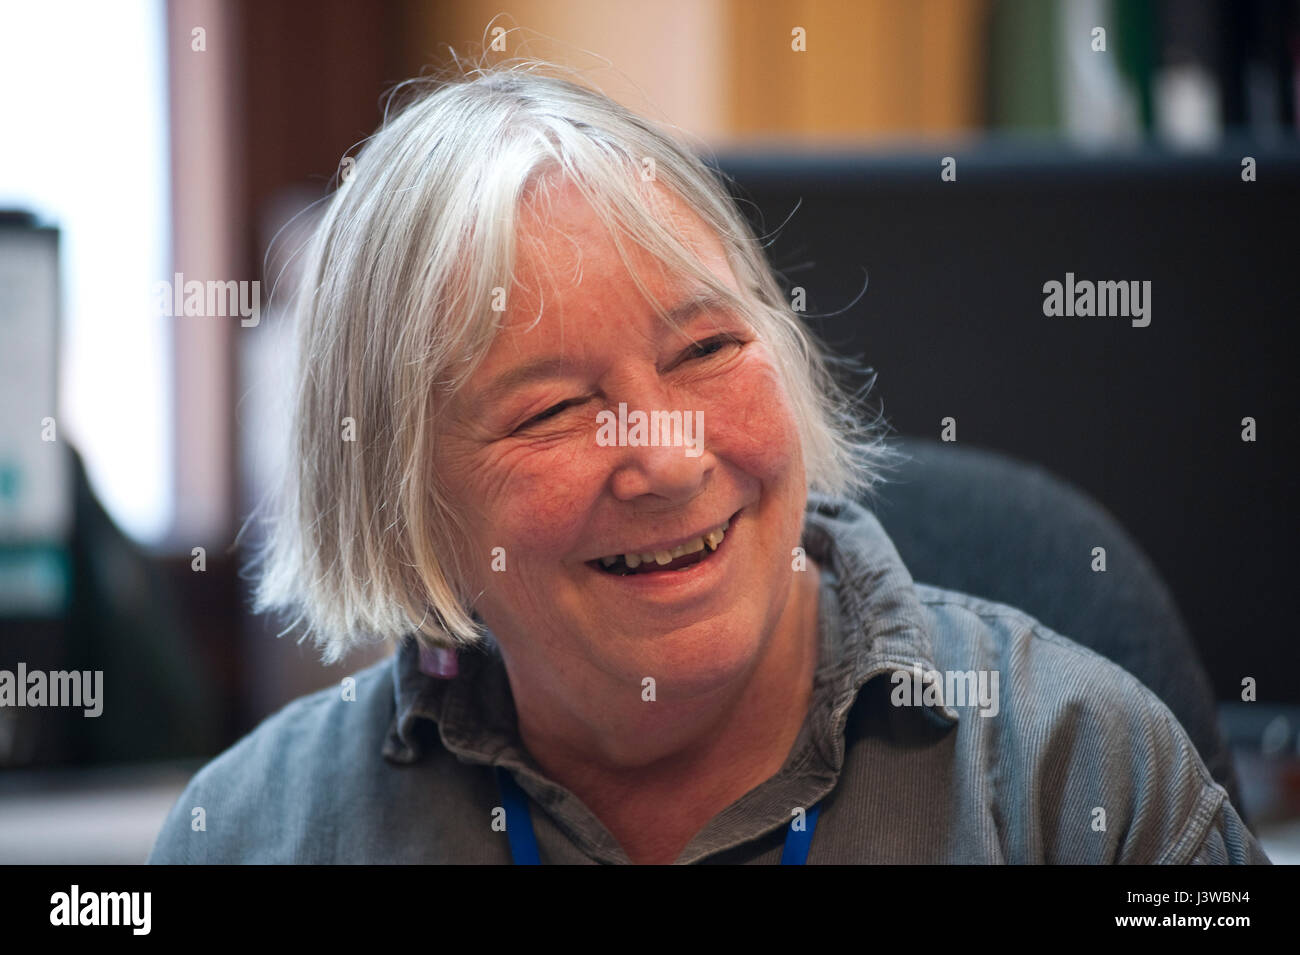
[914,584,1138,669]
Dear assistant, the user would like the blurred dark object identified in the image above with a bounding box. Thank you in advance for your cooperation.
[1,442,229,768]
[720,140,1300,708]
[1220,702,1300,827]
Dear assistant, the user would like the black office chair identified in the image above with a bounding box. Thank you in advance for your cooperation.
[865,436,1244,817]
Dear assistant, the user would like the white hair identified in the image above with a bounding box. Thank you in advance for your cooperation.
[253,58,894,662]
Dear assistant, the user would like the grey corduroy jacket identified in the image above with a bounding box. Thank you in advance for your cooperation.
[148,494,1269,864]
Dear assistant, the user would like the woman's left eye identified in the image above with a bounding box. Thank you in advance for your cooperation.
[685,335,738,361]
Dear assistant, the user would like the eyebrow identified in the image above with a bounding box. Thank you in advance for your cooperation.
[474,290,737,409]
[664,290,735,325]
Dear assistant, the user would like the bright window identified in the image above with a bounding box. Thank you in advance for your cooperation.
[0,0,172,544]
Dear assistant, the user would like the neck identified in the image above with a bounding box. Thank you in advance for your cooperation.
[511,559,822,864]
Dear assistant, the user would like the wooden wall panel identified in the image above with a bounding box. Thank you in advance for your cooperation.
[727,0,990,143]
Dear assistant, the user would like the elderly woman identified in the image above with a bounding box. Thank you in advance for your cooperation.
[149,64,1267,865]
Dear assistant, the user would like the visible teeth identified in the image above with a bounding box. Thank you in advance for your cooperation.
[600,519,731,570]
[666,537,707,559]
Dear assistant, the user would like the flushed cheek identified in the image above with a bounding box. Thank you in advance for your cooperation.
[702,351,803,481]
[462,440,606,571]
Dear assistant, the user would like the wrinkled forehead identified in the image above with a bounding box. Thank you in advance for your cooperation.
[520,169,720,245]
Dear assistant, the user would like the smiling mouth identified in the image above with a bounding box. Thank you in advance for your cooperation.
[587,512,736,576]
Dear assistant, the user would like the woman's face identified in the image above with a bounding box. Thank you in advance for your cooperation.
[439,177,810,711]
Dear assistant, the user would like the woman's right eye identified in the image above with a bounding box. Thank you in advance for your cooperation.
[515,400,575,432]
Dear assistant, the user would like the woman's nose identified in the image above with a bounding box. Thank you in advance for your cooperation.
[597,400,713,503]
[607,438,714,503]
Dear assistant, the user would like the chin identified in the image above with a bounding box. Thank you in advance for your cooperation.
[612,615,771,702]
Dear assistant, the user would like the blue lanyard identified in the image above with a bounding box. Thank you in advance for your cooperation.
[495,766,820,864]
